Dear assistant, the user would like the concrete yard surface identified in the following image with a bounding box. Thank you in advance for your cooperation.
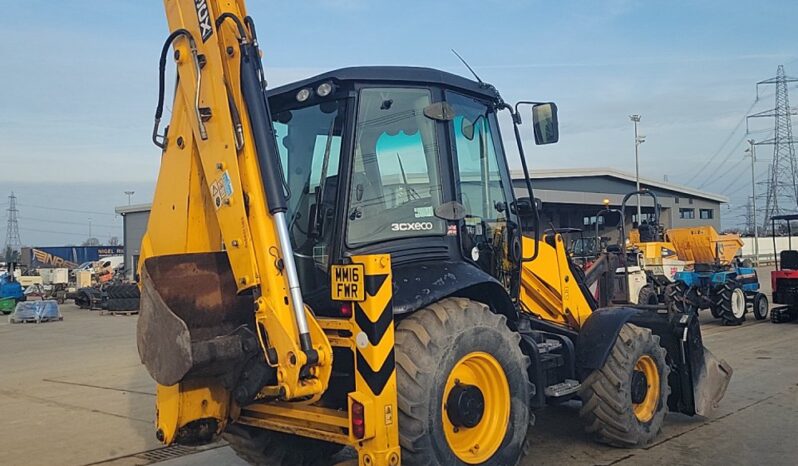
[1,288,798,465]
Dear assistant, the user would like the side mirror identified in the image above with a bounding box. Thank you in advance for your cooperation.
[532,103,559,145]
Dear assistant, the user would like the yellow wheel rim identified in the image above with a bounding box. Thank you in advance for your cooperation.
[632,355,660,423]
[442,352,510,464]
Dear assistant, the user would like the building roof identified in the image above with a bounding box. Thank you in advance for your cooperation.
[114,203,152,215]
[266,66,500,101]
[511,167,729,203]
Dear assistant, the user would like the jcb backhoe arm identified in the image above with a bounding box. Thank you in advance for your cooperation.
[137,0,332,444]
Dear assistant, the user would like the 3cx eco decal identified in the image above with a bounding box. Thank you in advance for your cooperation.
[391,222,434,232]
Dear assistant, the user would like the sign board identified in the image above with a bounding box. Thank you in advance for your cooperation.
[331,264,365,302]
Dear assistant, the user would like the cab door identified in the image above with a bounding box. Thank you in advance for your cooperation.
[446,91,520,289]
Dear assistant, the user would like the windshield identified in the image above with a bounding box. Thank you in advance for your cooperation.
[272,99,346,294]
[347,87,445,246]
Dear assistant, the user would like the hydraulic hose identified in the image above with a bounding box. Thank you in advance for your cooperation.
[152,29,203,148]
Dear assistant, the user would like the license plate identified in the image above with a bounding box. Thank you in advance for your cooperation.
[331,264,365,302]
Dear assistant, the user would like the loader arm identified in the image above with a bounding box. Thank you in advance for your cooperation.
[519,234,594,329]
[137,0,332,444]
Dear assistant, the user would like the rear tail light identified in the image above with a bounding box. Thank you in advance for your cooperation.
[340,302,352,317]
[351,400,365,439]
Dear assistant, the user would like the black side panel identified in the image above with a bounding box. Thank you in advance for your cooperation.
[575,307,639,373]
[391,260,515,320]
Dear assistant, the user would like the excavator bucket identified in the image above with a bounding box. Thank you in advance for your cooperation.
[137,253,256,386]
[692,345,733,416]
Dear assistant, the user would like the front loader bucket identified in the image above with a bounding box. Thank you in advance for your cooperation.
[137,253,256,386]
[692,345,733,416]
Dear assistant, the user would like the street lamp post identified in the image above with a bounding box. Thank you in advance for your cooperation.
[124,191,135,205]
[629,114,645,222]
[746,139,759,265]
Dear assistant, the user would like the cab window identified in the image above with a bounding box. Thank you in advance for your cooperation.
[347,87,445,246]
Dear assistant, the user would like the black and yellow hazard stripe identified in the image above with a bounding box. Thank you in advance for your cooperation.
[348,254,401,466]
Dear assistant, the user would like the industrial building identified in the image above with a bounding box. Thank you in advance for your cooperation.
[516,168,726,234]
[117,168,725,277]
[114,203,151,280]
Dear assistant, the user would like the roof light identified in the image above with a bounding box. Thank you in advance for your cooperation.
[316,82,333,97]
[296,88,312,102]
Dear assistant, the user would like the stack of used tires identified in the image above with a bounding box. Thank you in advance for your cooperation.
[105,283,140,312]
[75,287,102,310]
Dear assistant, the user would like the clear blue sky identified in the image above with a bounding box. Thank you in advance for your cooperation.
[2,0,797,245]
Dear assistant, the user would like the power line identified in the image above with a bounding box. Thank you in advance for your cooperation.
[16,216,119,229]
[16,203,117,217]
[718,163,756,195]
[699,154,746,190]
[18,226,117,239]
[686,98,759,185]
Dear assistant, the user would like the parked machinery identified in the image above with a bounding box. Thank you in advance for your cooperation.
[667,226,767,325]
[0,262,25,315]
[625,190,689,300]
[136,2,733,464]
[769,214,798,323]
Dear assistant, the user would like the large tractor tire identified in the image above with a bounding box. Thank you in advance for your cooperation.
[715,282,746,326]
[665,281,696,314]
[223,424,343,466]
[74,290,92,309]
[105,283,140,300]
[579,323,670,448]
[395,298,530,466]
[106,297,140,311]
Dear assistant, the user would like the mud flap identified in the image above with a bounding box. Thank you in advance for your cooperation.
[137,253,257,386]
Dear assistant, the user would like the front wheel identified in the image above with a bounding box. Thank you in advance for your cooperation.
[579,323,670,448]
[753,293,769,320]
[395,298,530,466]
[716,283,746,325]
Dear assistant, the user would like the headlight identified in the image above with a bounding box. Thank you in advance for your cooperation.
[316,82,333,97]
[296,88,312,102]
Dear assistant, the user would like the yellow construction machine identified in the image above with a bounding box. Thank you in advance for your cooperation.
[137,1,732,464]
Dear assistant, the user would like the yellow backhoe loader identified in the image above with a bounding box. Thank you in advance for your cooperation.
[137,1,732,464]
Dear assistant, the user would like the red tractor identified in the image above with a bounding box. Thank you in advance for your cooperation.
[770,214,798,323]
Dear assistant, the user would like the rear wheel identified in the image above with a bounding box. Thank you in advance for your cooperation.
[395,298,530,465]
[716,283,746,325]
[637,286,659,306]
[665,281,695,314]
[223,424,343,466]
[753,293,769,320]
[579,323,670,448]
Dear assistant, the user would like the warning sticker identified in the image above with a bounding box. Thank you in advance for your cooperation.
[211,171,234,209]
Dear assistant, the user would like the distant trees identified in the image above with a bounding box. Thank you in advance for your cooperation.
[82,238,100,246]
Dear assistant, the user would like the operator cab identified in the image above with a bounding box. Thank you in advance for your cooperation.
[266,67,557,316]
[770,214,798,322]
